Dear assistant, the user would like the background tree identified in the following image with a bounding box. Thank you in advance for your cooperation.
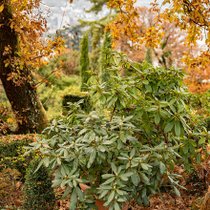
[80,32,90,91]
[106,0,209,71]
[0,0,48,133]
[90,25,104,74]
[100,33,112,86]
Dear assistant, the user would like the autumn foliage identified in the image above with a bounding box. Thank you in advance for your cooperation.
[106,0,210,93]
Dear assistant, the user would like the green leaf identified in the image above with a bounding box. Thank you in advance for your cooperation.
[114,202,121,210]
[159,162,166,174]
[154,114,160,125]
[120,172,133,181]
[140,172,149,185]
[107,191,115,204]
[141,163,151,170]
[87,150,96,168]
[101,177,115,185]
[34,160,43,173]
[130,148,135,157]
[198,137,205,145]
[111,163,117,174]
[98,145,106,152]
[76,187,84,201]
[164,121,174,133]
[123,172,133,177]
[57,157,61,165]
[142,196,149,206]
[61,187,71,199]
[145,84,152,93]
[102,174,115,179]
[116,189,126,196]
[174,121,181,136]
[143,80,149,85]
[69,189,77,210]
[117,197,127,202]
[99,189,109,199]
[52,179,62,188]
[131,173,140,186]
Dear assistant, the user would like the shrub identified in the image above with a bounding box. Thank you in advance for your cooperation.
[27,53,208,210]
[99,33,112,87]
[0,135,34,176]
[23,159,55,210]
[62,93,91,113]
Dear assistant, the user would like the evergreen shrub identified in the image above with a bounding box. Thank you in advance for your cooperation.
[23,159,55,210]
[62,93,90,113]
[0,135,34,175]
[27,52,208,210]
[80,33,91,91]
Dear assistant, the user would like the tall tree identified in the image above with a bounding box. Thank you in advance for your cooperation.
[80,32,90,91]
[107,0,209,68]
[99,33,112,86]
[0,0,47,133]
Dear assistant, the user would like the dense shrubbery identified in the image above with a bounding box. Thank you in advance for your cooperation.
[0,135,57,209]
[62,93,91,113]
[23,159,55,210]
[0,135,36,207]
[0,135,35,176]
[28,52,209,209]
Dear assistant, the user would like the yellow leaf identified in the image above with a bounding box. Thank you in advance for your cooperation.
[7,118,15,124]
[0,4,4,13]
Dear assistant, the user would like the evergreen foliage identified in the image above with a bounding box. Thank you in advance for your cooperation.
[90,26,103,74]
[28,53,208,209]
[23,159,55,210]
[62,93,91,113]
[99,33,112,87]
[80,32,90,91]
[0,135,33,176]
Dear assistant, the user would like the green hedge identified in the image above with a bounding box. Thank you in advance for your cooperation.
[23,159,55,210]
[62,93,91,113]
[0,135,56,209]
[0,135,35,176]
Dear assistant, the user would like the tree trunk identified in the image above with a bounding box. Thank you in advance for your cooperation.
[0,1,47,133]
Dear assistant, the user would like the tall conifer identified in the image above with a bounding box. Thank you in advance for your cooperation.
[80,32,90,91]
[99,33,112,87]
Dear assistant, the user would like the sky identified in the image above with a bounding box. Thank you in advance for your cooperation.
[41,0,152,33]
